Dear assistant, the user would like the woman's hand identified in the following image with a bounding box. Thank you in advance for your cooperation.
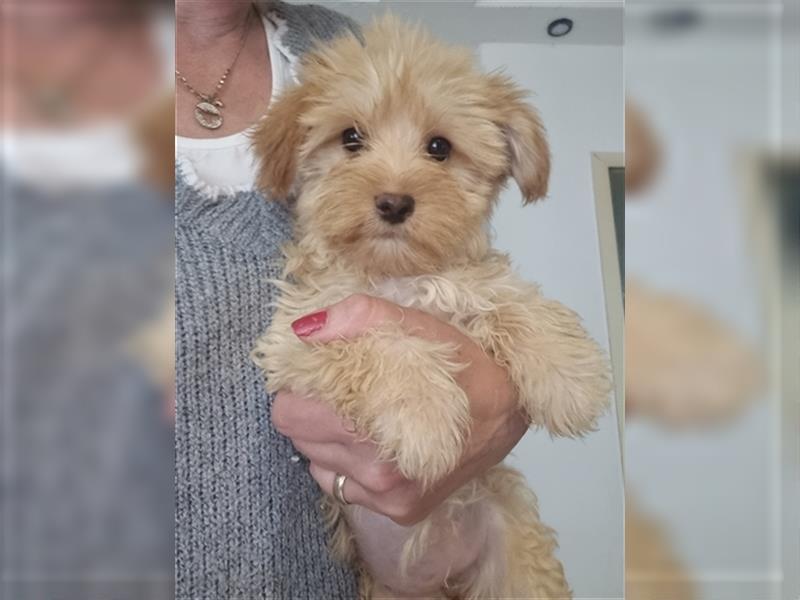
[271,293,527,526]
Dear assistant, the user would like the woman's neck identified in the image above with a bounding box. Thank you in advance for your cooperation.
[176,1,252,48]
[175,1,272,138]
[2,6,161,128]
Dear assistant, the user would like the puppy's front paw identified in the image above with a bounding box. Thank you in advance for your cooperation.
[486,293,611,438]
[256,319,471,488]
[520,332,610,437]
[359,331,470,488]
[373,383,469,488]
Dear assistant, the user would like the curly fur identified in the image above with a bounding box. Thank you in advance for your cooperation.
[251,17,610,598]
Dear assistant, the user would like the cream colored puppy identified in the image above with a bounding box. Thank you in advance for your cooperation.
[252,18,610,599]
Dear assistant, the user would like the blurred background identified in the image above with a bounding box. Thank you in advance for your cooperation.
[625,1,798,599]
[1,1,175,598]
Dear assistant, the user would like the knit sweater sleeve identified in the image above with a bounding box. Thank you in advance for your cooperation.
[261,0,364,59]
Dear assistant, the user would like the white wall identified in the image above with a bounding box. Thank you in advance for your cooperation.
[481,43,624,599]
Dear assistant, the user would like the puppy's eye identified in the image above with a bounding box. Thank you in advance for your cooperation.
[427,136,452,161]
[342,127,364,152]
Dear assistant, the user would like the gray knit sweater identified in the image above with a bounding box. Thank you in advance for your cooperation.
[175,3,361,598]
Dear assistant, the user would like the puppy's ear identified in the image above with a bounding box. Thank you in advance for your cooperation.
[487,74,551,204]
[252,84,309,200]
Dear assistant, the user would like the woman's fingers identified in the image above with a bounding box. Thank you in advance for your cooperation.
[293,438,407,494]
[271,390,358,445]
[288,295,513,418]
[291,293,468,347]
[274,390,410,494]
[308,463,424,525]
[308,463,375,509]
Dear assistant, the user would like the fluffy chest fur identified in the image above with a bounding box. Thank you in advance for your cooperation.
[274,249,521,344]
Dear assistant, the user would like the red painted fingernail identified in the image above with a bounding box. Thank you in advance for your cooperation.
[291,310,327,337]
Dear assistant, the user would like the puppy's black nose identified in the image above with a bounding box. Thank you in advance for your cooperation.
[375,194,415,224]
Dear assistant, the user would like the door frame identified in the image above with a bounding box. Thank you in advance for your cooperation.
[591,152,625,462]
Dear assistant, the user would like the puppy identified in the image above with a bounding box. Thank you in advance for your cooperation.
[252,17,610,599]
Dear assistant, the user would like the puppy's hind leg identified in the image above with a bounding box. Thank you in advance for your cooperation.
[457,467,571,600]
[321,495,382,599]
[496,467,571,599]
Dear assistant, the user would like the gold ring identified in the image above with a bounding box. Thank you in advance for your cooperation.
[333,473,349,505]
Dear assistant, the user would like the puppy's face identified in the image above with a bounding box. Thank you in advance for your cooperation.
[254,18,550,277]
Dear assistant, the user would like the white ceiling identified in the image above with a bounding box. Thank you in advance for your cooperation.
[285,1,624,46]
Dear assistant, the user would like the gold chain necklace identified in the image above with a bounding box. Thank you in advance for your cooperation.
[176,6,254,130]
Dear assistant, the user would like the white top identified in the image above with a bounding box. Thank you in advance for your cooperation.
[4,122,145,191]
[175,14,294,195]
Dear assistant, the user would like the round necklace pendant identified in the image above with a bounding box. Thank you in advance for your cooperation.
[194,100,223,130]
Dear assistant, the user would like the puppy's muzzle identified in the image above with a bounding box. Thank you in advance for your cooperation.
[375,193,415,225]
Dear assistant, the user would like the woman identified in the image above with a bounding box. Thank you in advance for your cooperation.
[175,1,528,596]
